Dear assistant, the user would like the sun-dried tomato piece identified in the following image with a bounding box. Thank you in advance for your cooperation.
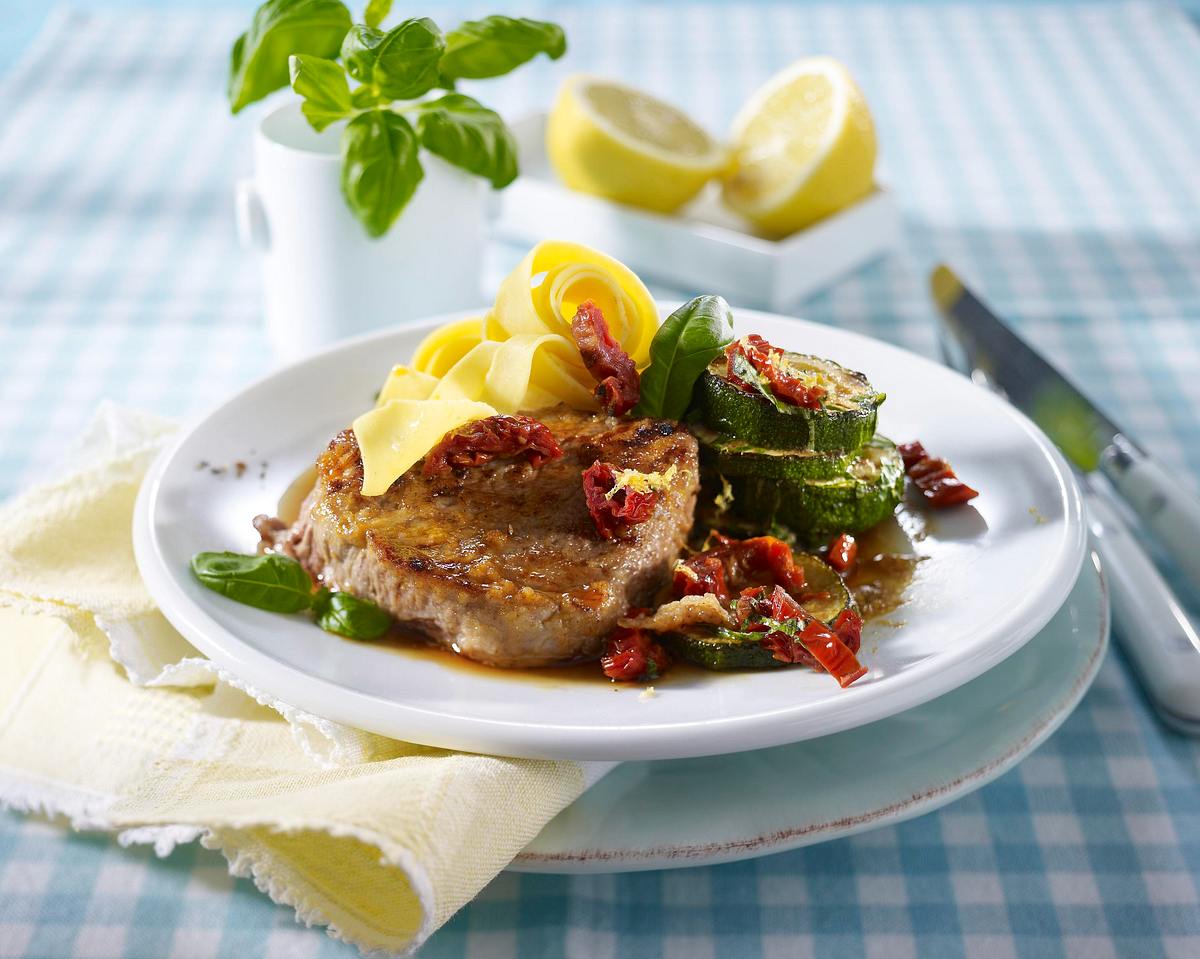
[672,554,730,602]
[734,585,867,686]
[711,533,807,597]
[572,300,640,416]
[826,532,858,574]
[832,608,863,654]
[897,440,928,472]
[581,460,658,539]
[601,625,670,682]
[900,439,979,508]
[423,414,563,477]
[726,334,825,410]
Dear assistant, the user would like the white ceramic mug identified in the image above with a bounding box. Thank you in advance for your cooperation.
[237,103,488,362]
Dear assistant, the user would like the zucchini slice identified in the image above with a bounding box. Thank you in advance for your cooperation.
[721,436,905,543]
[665,553,855,671]
[694,424,856,483]
[694,352,884,451]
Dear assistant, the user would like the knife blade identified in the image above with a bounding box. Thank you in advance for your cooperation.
[930,264,1200,733]
[930,265,1200,596]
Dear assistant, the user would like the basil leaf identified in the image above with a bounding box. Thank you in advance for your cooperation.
[340,24,385,84]
[314,589,393,640]
[343,18,444,100]
[634,295,735,420]
[415,94,517,188]
[439,16,565,81]
[340,109,423,237]
[363,0,392,29]
[289,54,352,131]
[190,552,314,613]
[228,0,352,114]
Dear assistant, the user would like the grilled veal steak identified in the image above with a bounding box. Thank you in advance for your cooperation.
[256,406,700,667]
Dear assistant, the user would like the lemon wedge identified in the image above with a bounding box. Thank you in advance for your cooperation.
[546,74,727,213]
[722,57,876,237]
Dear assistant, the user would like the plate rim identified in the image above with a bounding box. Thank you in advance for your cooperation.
[511,556,1109,872]
[133,305,1087,760]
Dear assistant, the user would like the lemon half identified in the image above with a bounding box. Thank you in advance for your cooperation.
[722,57,877,237]
[546,74,727,214]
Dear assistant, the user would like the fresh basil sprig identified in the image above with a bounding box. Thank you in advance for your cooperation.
[190,551,392,640]
[229,1,565,238]
[635,295,735,420]
[228,0,353,113]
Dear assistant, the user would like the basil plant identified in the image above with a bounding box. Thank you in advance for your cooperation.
[228,0,566,237]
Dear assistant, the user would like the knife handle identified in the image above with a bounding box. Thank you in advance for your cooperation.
[1101,436,1200,596]
[1086,486,1200,732]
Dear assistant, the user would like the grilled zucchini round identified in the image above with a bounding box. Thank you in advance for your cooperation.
[720,435,905,543]
[694,424,856,483]
[693,352,883,451]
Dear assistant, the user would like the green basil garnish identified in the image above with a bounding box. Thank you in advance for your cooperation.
[314,589,393,640]
[340,109,424,238]
[228,0,352,114]
[190,552,316,613]
[439,16,566,81]
[228,2,564,236]
[416,94,517,188]
[363,0,391,29]
[191,552,394,639]
[289,54,352,131]
[635,295,735,420]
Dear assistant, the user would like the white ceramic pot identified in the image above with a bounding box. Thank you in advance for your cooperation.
[236,102,488,362]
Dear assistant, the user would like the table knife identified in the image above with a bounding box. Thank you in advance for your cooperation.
[930,265,1200,733]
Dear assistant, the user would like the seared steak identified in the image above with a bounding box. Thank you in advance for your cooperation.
[256,406,700,667]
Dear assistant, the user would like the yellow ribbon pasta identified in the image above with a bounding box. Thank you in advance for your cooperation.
[355,242,660,495]
[376,365,438,404]
[489,241,658,367]
[352,399,497,496]
[410,316,486,377]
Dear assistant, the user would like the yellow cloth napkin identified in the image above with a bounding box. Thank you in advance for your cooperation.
[0,405,606,955]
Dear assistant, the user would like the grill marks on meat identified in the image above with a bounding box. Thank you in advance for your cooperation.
[257,406,699,668]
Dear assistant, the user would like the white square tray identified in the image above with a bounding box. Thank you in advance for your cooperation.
[492,114,902,311]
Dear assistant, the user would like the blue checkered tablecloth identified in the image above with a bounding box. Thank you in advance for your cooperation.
[2,2,1200,957]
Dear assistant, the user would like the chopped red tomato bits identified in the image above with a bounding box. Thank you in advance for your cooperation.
[671,533,806,602]
[734,585,867,687]
[582,460,658,539]
[726,334,826,410]
[601,625,670,682]
[899,439,979,508]
[672,554,730,602]
[572,300,640,415]
[826,532,858,574]
[712,533,807,596]
[423,414,562,477]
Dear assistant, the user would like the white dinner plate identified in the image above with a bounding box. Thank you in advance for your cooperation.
[513,556,1107,871]
[134,307,1086,760]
